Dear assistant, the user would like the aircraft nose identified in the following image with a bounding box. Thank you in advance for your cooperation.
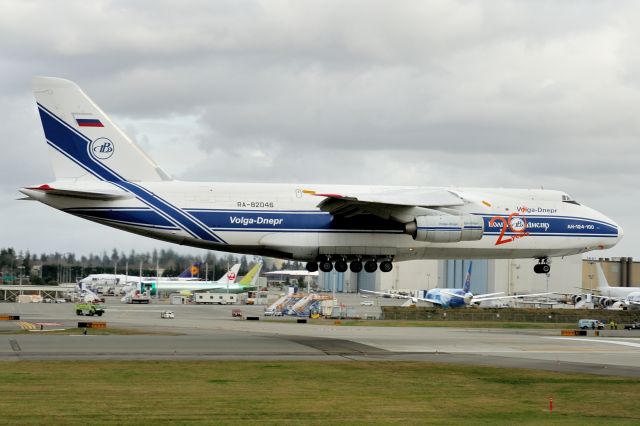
[617,223,624,240]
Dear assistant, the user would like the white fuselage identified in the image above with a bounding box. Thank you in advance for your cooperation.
[23,182,622,262]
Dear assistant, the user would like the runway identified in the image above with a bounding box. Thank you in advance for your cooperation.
[1,301,639,376]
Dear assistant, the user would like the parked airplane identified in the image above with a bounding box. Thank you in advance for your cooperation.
[137,263,242,296]
[22,77,623,275]
[574,264,640,309]
[363,262,552,308]
[79,262,203,287]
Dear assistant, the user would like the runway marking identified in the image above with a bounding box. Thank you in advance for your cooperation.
[18,321,37,330]
[547,337,640,349]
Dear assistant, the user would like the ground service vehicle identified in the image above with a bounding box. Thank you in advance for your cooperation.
[624,322,640,330]
[160,311,175,319]
[578,319,604,329]
[75,303,105,316]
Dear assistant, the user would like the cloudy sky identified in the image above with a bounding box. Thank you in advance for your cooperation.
[0,0,637,260]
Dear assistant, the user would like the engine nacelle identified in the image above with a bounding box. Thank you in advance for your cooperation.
[598,297,614,308]
[406,214,484,243]
[571,295,583,305]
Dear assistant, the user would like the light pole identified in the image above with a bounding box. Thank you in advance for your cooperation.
[18,264,25,296]
[546,273,550,303]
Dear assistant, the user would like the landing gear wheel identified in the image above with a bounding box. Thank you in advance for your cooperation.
[319,260,333,273]
[364,260,378,273]
[379,260,393,273]
[349,260,363,273]
[334,259,348,273]
[534,259,551,274]
[306,262,318,273]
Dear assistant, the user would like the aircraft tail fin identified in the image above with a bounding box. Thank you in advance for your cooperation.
[596,264,611,291]
[32,76,171,182]
[216,264,240,284]
[238,262,263,287]
[178,262,201,279]
[463,262,472,293]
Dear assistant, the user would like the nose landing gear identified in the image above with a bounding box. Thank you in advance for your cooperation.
[533,258,551,274]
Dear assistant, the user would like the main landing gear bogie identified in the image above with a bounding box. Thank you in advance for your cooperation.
[533,258,551,274]
[305,258,393,274]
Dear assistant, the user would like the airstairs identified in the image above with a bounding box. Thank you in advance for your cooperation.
[289,294,335,316]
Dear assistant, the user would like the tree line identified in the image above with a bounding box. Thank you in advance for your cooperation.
[0,247,303,285]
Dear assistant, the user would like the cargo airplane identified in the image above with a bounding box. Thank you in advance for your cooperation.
[21,77,623,275]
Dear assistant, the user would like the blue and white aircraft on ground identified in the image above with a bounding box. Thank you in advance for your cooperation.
[21,77,623,275]
[363,263,552,308]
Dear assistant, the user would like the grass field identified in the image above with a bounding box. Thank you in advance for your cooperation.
[0,361,638,425]
[325,320,576,329]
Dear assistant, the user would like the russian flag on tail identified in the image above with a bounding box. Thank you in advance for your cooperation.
[73,112,103,127]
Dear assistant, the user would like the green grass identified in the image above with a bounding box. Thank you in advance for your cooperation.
[0,361,637,425]
[312,320,576,329]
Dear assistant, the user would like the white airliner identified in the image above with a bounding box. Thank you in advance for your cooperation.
[79,262,203,287]
[362,263,552,308]
[139,263,261,295]
[21,77,623,275]
[577,264,640,309]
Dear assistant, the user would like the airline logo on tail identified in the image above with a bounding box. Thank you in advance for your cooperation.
[190,264,199,276]
[227,271,237,281]
[90,138,115,160]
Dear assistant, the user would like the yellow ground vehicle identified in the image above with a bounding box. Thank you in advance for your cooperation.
[75,303,105,316]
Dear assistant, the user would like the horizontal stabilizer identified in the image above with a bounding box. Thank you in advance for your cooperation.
[20,184,132,200]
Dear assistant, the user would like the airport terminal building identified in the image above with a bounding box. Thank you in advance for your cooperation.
[319,256,637,295]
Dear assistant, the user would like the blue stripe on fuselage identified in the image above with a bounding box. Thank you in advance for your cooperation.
[61,207,619,237]
[37,104,226,244]
[479,214,618,237]
[64,208,177,229]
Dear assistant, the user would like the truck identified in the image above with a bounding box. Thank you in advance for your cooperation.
[624,322,640,330]
[75,302,106,316]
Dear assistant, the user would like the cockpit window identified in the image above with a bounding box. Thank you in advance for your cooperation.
[562,194,580,205]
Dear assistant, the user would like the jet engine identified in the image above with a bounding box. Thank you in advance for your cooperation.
[405,214,484,243]
[597,297,614,308]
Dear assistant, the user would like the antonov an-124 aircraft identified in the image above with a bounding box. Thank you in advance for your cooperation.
[21,77,623,275]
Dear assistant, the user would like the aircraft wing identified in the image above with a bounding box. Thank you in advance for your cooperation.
[360,290,442,305]
[473,292,505,299]
[473,292,555,303]
[305,188,464,219]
